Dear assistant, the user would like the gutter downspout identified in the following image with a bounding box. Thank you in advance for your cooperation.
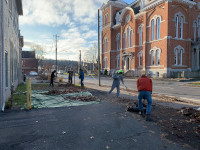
[1,0,5,111]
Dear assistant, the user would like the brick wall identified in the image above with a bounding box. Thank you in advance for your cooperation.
[100,0,199,77]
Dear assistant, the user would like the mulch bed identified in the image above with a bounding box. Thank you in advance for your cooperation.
[42,84,83,95]
[64,95,98,102]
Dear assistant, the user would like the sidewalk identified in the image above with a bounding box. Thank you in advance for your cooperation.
[100,75,200,82]
[85,82,200,109]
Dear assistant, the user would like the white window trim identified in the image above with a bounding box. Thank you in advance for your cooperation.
[127,27,130,48]
[156,18,160,40]
[104,38,108,52]
[150,50,155,66]
[123,33,126,49]
[149,47,162,66]
[175,16,179,38]
[137,50,143,67]
[151,20,155,41]
[104,57,108,69]
[180,17,183,39]
[174,45,184,66]
[156,49,161,66]
[198,18,200,40]
[193,21,197,42]
[116,55,120,69]
[174,12,185,39]
[116,33,121,51]
[104,13,109,26]
[130,30,133,47]
[138,24,143,46]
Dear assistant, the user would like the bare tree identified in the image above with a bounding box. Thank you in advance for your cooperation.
[84,43,98,63]
[31,44,46,74]
[30,44,45,59]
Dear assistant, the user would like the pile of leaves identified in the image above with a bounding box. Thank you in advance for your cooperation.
[58,83,74,87]
[44,87,83,95]
[64,95,98,102]
[179,107,200,124]
[152,106,200,149]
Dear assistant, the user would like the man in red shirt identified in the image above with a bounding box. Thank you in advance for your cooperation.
[137,71,153,121]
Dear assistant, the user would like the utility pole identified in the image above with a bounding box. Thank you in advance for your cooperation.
[98,9,101,86]
[54,34,59,74]
[1,0,5,111]
[79,50,82,71]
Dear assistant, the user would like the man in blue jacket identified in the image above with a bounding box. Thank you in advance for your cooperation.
[79,69,84,88]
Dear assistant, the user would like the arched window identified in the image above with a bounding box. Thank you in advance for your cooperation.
[175,15,179,38]
[138,51,143,67]
[102,39,104,52]
[105,14,109,26]
[174,49,178,65]
[156,50,160,66]
[116,33,121,51]
[156,18,160,40]
[104,57,108,68]
[180,16,183,39]
[180,49,183,65]
[105,38,108,52]
[174,45,184,66]
[139,26,143,45]
[198,19,200,40]
[194,22,197,41]
[130,30,133,47]
[151,20,155,41]
[123,33,126,49]
[127,28,130,48]
[116,55,120,69]
[151,50,155,65]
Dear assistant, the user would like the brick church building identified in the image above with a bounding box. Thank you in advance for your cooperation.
[100,0,200,77]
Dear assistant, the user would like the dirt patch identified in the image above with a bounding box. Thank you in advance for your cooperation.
[44,87,83,95]
[89,89,200,150]
[64,95,98,102]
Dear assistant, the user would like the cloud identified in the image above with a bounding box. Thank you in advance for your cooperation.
[20,0,107,26]
[20,0,71,26]
[20,0,107,61]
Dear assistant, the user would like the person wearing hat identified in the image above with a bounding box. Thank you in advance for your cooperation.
[50,70,56,87]
[137,71,153,121]
[108,69,124,97]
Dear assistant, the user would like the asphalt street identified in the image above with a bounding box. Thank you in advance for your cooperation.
[0,101,190,150]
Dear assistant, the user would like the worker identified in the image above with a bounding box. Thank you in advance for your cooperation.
[108,69,124,97]
[137,71,153,121]
[68,69,73,84]
[50,70,56,87]
[79,69,84,88]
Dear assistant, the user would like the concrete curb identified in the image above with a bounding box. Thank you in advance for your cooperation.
[86,83,200,107]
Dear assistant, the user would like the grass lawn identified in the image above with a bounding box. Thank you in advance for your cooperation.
[6,83,50,109]
[6,83,26,109]
[190,82,200,86]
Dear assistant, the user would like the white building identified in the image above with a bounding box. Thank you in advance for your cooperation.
[0,0,23,111]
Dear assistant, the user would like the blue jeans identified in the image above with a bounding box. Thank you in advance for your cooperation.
[81,78,84,87]
[109,81,120,97]
[138,91,152,115]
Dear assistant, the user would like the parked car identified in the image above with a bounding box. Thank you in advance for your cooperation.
[29,71,38,76]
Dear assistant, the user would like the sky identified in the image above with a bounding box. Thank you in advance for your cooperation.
[19,0,134,61]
